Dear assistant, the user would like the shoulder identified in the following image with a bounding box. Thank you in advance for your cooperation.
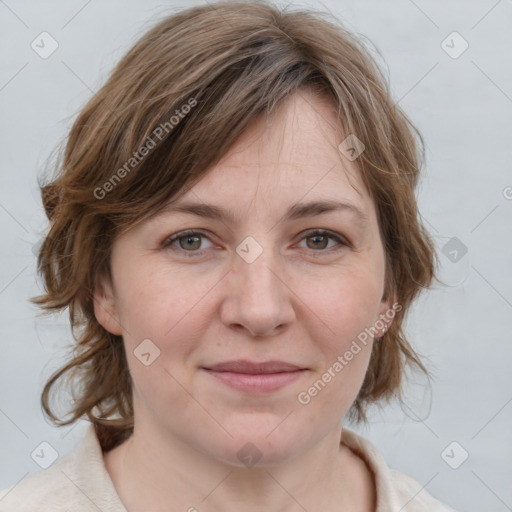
[0,450,78,511]
[0,424,126,512]
[340,428,458,512]
[388,468,458,511]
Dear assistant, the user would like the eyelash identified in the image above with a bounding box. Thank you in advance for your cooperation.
[162,229,349,257]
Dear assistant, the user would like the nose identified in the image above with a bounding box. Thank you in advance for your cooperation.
[220,242,296,338]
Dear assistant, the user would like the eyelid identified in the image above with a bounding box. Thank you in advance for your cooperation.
[161,229,215,250]
[294,229,351,257]
[298,228,350,246]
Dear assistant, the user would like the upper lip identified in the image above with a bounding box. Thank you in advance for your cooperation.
[203,360,304,374]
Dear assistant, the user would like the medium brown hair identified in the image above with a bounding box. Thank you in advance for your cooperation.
[33,0,437,451]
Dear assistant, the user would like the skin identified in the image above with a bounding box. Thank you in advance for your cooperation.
[95,88,395,512]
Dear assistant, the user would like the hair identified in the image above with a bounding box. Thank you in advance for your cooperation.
[32,0,437,452]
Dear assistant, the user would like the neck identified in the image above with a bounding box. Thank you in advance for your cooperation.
[104,419,375,512]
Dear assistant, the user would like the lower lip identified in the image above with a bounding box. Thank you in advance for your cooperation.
[203,369,306,393]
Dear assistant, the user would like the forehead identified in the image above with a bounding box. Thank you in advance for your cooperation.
[178,90,369,210]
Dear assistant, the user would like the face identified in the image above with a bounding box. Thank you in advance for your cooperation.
[94,89,395,467]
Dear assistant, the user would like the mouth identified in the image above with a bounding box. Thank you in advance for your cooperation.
[201,360,307,393]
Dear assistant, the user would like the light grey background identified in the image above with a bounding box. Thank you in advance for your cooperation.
[1,1,511,511]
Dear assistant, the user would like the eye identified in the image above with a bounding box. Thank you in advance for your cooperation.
[297,229,349,252]
[162,230,214,255]
[162,228,349,257]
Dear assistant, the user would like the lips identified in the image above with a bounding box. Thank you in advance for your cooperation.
[203,360,304,374]
[201,360,307,393]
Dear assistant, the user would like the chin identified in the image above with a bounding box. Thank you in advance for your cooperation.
[208,419,309,468]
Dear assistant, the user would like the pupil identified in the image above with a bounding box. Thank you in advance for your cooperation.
[309,235,327,249]
[183,236,199,249]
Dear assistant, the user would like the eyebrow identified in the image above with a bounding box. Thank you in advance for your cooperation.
[156,199,369,227]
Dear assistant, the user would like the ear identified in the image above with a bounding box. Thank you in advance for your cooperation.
[93,272,123,336]
[375,293,400,338]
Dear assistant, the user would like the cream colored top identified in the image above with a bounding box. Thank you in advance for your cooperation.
[0,424,456,511]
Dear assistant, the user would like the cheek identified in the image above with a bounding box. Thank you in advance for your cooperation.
[296,266,381,404]
[113,260,189,334]
[112,264,208,419]
[304,264,384,344]
[113,260,218,369]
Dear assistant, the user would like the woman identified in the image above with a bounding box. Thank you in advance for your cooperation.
[0,1,456,510]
